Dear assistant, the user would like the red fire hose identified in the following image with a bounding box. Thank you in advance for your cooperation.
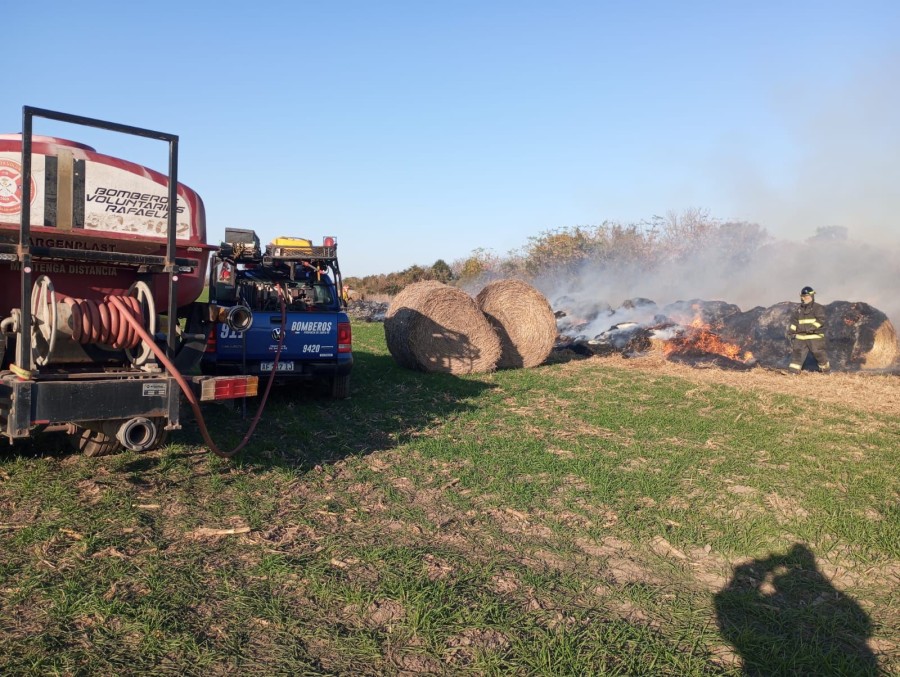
[108,290,287,459]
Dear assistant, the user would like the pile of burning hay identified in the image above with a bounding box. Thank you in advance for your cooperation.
[377,280,899,375]
[555,297,900,372]
[384,280,557,374]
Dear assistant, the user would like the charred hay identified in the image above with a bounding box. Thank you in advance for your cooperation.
[346,299,389,322]
[384,281,501,374]
[582,322,654,357]
[661,299,742,327]
[824,301,899,371]
[716,301,900,371]
[475,279,557,369]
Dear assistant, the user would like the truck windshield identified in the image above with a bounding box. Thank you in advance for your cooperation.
[288,281,334,308]
[311,282,334,305]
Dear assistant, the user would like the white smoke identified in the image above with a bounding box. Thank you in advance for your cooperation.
[537,233,900,338]
[537,52,900,336]
[719,51,900,249]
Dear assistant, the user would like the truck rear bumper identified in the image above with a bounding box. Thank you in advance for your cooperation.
[205,355,353,379]
[1,373,180,439]
[1,372,259,440]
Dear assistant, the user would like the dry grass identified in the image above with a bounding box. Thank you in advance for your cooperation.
[565,352,900,416]
[2,323,897,674]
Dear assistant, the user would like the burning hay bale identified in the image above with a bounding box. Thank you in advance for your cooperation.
[718,303,793,369]
[553,297,665,345]
[475,279,557,368]
[384,281,501,374]
[571,322,655,357]
[553,298,759,369]
[552,296,613,335]
[662,321,756,370]
[662,299,742,327]
[555,293,900,373]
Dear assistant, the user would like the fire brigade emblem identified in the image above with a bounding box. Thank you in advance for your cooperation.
[0,159,36,215]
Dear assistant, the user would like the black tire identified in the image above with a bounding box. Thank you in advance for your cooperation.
[148,417,171,449]
[330,373,350,399]
[69,426,123,458]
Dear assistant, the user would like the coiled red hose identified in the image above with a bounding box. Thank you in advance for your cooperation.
[61,294,144,348]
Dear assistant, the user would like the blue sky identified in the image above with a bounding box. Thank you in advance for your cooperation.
[5,1,899,277]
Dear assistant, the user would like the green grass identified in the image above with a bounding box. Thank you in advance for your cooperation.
[1,322,897,675]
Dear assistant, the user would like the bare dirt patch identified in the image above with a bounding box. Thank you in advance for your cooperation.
[576,536,662,585]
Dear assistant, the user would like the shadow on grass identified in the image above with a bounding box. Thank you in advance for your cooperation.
[714,542,878,676]
[0,430,72,460]
[172,352,496,471]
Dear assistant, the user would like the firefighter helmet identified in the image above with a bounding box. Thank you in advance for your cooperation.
[800,286,815,296]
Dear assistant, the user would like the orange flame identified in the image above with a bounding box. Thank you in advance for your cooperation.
[663,316,753,362]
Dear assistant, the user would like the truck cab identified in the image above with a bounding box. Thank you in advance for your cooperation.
[202,230,353,398]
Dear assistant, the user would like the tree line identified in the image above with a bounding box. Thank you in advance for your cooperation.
[344,210,844,298]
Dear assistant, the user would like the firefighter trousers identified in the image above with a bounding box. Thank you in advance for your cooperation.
[789,337,830,372]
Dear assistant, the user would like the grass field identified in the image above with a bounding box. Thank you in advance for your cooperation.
[1,321,898,675]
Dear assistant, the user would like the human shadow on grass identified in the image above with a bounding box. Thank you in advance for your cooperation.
[714,542,879,676]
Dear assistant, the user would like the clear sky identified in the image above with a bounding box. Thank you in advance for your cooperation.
[5,1,899,278]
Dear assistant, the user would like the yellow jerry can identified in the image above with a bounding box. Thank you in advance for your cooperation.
[271,236,312,248]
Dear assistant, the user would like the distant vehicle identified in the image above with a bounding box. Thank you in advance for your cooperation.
[202,229,353,398]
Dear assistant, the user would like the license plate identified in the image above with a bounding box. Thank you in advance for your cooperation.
[260,361,294,372]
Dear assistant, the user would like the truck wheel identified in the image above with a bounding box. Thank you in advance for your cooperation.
[330,374,351,399]
[150,418,171,449]
[69,426,123,457]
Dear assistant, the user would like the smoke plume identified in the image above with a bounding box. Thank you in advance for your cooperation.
[537,233,900,339]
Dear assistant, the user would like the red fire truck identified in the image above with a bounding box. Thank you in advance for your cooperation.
[1,107,257,456]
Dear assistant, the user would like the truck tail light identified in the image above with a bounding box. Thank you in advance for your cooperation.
[205,327,217,353]
[338,321,352,353]
[200,376,259,401]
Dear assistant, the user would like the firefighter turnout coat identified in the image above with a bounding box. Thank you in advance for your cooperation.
[788,301,830,372]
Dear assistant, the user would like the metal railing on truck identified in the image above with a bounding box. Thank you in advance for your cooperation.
[14,106,183,369]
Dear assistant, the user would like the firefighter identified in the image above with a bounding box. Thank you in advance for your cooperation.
[788,286,830,373]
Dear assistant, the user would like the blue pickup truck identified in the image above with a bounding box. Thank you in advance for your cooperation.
[202,230,353,398]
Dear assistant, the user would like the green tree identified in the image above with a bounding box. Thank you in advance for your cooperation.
[430,259,453,282]
[453,248,502,285]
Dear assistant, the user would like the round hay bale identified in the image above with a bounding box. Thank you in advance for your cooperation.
[475,279,557,369]
[384,281,501,374]
[825,301,900,371]
[860,320,899,370]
